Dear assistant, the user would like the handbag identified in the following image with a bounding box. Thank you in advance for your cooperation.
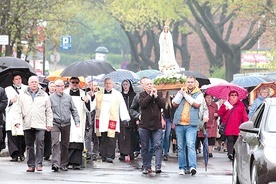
[219,105,237,135]
[219,124,225,135]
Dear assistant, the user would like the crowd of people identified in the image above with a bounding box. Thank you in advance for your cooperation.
[0,72,268,176]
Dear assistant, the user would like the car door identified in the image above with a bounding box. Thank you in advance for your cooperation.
[239,103,265,183]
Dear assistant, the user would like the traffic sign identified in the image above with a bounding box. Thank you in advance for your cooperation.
[60,36,71,49]
[50,52,61,63]
[0,35,9,45]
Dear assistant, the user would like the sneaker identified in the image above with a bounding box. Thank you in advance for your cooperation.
[155,168,162,174]
[179,169,185,175]
[190,168,197,176]
[163,155,168,161]
[209,153,213,157]
[142,169,148,174]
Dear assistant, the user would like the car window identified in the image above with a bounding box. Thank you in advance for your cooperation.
[265,105,276,132]
[251,103,265,128]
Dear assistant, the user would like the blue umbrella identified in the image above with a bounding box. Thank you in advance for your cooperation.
[231,75,266,88]
[203,128,209,171]
[101,69,140,83]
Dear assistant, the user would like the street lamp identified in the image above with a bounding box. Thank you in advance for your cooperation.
[38,20,47,75]
[95,46,109,61]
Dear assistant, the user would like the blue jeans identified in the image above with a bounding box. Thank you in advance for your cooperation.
[139,128,163,170]
[162,118,172,156]
[175,125,197,170]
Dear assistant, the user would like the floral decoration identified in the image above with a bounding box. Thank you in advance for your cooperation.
[153,73,186,85]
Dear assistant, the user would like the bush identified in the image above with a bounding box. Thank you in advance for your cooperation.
[52,53,123,69]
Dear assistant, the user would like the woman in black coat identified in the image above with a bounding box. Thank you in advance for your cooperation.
[118,79,137,162]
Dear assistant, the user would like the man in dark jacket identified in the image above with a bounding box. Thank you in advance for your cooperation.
[130,77,147,158]
[138,78,165,174]
[0,87,8,153]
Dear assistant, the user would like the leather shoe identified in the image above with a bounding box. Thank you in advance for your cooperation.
[60,167,68,171]
[92,155,97,161]
[20,155,25,161]
[10,157,18,162]
[26,167,35,172]
[52,165,59,172]
[106,158,113,163]
[36,166,43,171]
[134,152,140,158]
[72,165,81,170]
[118,157,124,161]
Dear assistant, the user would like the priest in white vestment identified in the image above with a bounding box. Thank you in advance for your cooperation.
[64,77,89,169]
[5,73,27,162]
[92,78,130,163]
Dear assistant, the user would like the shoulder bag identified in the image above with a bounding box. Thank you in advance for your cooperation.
[219,105,237,135]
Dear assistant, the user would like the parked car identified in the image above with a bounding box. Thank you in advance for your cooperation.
[233,97,276,184]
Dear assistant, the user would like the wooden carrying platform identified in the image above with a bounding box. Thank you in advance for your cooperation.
[155,82,184,91]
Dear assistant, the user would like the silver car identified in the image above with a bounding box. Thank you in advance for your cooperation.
[233,98,276,184]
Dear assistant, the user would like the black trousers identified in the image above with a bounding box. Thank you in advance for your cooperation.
[7,131,26,158]
[226,135,238,155]
[100,132,116,160]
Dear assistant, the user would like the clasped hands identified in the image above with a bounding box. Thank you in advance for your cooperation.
[150,88,158,98]
[178,87,186,96]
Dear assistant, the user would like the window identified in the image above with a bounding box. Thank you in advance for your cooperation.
[251,103,265,128]
[265,105,276,132]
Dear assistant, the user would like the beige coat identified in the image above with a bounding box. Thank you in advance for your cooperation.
[13,88,53,130]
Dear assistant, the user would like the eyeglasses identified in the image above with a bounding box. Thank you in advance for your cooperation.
[230,94,238,96]
[71,81,79,84]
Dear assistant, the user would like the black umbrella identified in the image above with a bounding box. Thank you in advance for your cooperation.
[202,128,209,171]
[61,59,115,78]
[0,57,36,88]
[179,70,210,87]
[0,67,37,88]
[0,57,35,72]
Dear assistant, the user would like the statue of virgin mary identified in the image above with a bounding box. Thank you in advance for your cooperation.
[158,20,180,75]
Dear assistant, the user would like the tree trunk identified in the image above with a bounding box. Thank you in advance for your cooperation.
[224,45,241,81]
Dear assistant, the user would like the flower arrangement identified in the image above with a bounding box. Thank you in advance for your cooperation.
[153,73,186,85]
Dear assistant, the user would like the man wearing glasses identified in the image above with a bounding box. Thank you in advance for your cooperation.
[50,79,80,172]
[64,77,89,169]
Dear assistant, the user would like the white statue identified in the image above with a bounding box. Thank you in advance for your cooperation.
[158,20,180,75]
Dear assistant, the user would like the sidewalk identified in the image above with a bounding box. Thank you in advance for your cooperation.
[0,143,9,157]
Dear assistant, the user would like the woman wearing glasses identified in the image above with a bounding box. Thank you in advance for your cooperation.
[248,86,270,119]
[217,90,248,161]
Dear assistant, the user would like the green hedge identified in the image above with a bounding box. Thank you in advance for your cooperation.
[49,53,123,69]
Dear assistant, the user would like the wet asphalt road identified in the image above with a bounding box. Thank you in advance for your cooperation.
[0,149,232,184]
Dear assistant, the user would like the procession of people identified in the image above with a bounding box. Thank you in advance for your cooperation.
[0,20,271,178]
